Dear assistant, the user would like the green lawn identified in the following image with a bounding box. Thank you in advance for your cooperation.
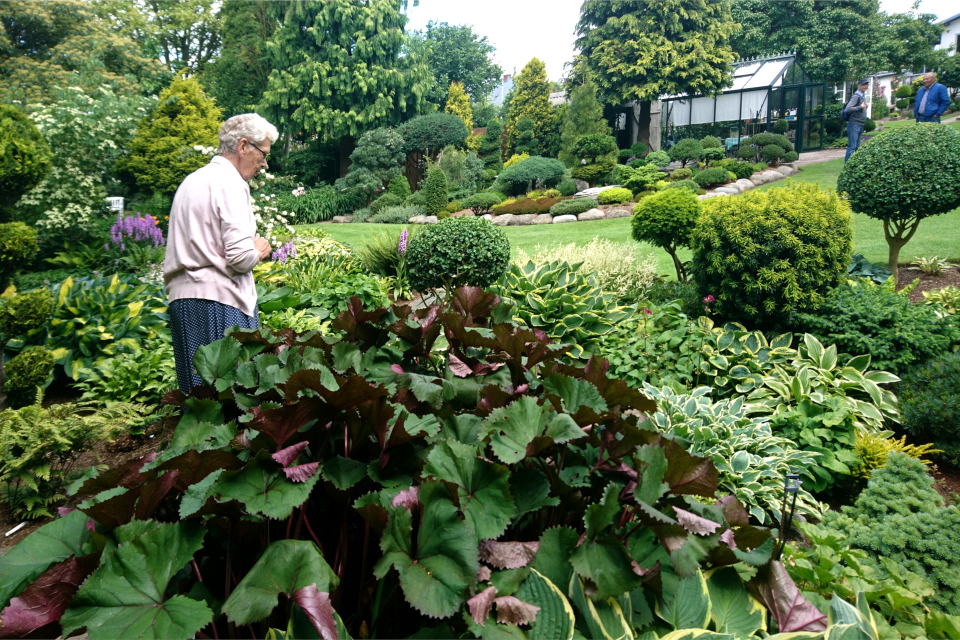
[871,118,960,136]
[304,156,960,278]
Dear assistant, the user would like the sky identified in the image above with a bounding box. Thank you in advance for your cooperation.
[405,0,959,84]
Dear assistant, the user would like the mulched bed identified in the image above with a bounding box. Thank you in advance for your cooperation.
[895,265,960,302]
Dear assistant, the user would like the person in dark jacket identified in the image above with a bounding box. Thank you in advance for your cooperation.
[914,72,950,123]
[844,79,870,164]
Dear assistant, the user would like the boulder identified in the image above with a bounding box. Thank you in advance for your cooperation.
[552,215,577,224]
[735,179,755,191]
[408,215,424,224]
[749,173,772,186]
[574,179,589,192]
[492,214,513,226]
[482,214,493,221]
[533,214,554,225]
[605,208,632,219]
[698,192,730,200]
[761,170,784,183]
[578,208,606,221]
[776,164,799,176]
[714,187,740,195]
[422,216,439,224]
[331,215,353,223]
[508,214,537,226]
[574,185,622,199]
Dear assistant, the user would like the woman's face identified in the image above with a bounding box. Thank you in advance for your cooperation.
[237,137,271,181]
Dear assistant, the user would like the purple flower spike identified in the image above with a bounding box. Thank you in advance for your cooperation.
[398,229,408,255]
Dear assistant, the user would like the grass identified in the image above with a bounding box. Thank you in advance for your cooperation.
[303,155,960,278]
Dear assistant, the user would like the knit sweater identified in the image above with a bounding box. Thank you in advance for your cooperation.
[163,156,260,316]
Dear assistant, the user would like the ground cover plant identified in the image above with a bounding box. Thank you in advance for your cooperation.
[0,290,851,639]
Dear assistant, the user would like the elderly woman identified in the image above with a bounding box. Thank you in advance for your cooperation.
[164,113,277,395]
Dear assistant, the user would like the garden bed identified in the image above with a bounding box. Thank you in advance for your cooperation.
[896,265,960,301]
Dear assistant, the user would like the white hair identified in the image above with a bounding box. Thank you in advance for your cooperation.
[217,114,279,155]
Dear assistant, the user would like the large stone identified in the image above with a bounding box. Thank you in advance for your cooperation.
[508,214,537,226]
[749,173,772,186]
[714,187,740,195]
[761,170,784,183]
[492,214,513,226]
[552,214,577,224]
[776,164,799,176]
[422,216,439,224]
[482,214,493,221]
[574,179,589,192]
[605,208,632,219]
[408,215,424,224]
[574,185,622,199]
[533,214,554,225]
[698,192,730,200]
[578,208,605,221]
[735,179,755,191]
[331,215,353,223]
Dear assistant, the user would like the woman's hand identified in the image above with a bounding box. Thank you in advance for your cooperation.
[254,234,272,261]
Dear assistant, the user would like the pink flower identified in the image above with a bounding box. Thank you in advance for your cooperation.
[703,295,715,304]
[643,308,652,315]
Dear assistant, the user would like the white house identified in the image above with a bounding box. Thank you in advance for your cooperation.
[937,12,960,55]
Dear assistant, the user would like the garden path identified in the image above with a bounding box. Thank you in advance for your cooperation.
[795,148,846,166]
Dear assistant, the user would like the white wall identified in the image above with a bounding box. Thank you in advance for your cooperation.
[939,18,960,56]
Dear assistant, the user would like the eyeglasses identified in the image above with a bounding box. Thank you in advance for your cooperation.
[247,140,269,164]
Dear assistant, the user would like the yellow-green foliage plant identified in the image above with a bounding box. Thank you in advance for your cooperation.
[851,432,939,480]
[0,104,51,217]
[124,74,222,194]
[444,81,473,133]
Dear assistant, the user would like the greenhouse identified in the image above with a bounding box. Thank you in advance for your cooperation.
[660,53,827,153]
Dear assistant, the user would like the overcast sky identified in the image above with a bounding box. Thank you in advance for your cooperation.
[405,0,958,83]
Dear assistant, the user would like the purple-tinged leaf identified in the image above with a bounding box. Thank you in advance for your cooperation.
[717,495,750,526]
[391,364,405,375]
[747,561,827,633]
[81,485,139,529]
[448,352,474,378]
[161,388,186,407]
[450,287,501,320]
[478,566,492,582]
[468,586,498,625]
[156,449,244,492]
[135,469,181,520]
[495,596,540,626]
[661,439,719,497]
[292,584,339,640]
[284,462,320,483]
[392,486,419,510]
[57,507,74,518]
[273,441,309,467]
[721,529,737,549]
[675,507,721,536]
[74,454,155,497]
[0,552,100,637]
[478,541,540,570]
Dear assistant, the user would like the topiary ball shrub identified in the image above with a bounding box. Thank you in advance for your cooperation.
[793,283,959,376]
[760,144,785,164]
[837,123,960,283]
[421,167,448,215]
[668,139,704,167]
[895,84,913,99]
[370,192,402,213]
[597,187,633,205]
[895,98,909,110]
[398,112,469,156]
[736,145,757,161]
[494,156,566,195]
[864,118,876,132]
[664,179,699,194]
[460,192,501,215]
[632,188,700,281]
[692,167,729,188]
[669,168,692,182]
[0,104,52,216]
[0,288,54,338]
[0,222,39,290]
[405,216,510,291]
[557,179,577,196]
[4,346,55,408]
[732,162,756,180]
[773,118,789,134]
[702,147,725,162]
[549,197,598,216]
[700,135,722,149]
[782,151,799,164]
[645,150,671,168]
[899,352,960,464]
[691,181,853,329]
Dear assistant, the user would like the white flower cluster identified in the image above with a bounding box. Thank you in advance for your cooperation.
[248,168,277,191]
[252,192,295,246]
[192,144,217,157]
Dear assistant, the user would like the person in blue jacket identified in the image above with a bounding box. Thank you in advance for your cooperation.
[914,72,950,123]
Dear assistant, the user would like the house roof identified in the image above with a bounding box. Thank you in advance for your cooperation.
[939,12,960,25]
[661,53,804,100]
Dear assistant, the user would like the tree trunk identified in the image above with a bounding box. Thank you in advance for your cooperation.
[668,247,686,282]
[884,217,921,286]
[887,238,905,286]
[634,101,653,149]
[338,135,355,178]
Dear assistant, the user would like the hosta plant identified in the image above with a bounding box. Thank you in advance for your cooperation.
[494,260,635,360]
[0,290,832,639]
[73,334,177,407]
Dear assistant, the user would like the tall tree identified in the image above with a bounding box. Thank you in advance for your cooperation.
[260,0,431,170]
[0,0,164,104]
[880,8,944,75]
[445,81,474,133]
[92,0,222,75]
[575,0,737,148]
[406,21,503,104]
[506,58,553,156]
[201,1,279,118]
[559,79,610,167]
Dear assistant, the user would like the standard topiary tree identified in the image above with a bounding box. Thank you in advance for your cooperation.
[632,188,700,281]
[700,135,722,148]
[668,138,704,168]
[571,133,617,187]
[773,119,789,134]
[0,105,51,218]
[405,216,510,291]
[837,123,960,283]
[421,167,448,216]
[459,192,501,215]
[399,112,469,158]
[494,156,566,195]
[894,84,913,99]
[691,181,853,329]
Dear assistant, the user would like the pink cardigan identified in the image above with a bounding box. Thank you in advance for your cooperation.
[163,156,260,317]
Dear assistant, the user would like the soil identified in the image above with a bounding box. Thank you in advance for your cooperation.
[894,265,960,302]
[932,462,960,503]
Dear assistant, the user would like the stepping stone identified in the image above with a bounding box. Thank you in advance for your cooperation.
[578,208,605,221]
[533,214,554,224]
[605,208,632,219]
[508,214,537,225]
[552,215,577,224]
[492,214,513,226]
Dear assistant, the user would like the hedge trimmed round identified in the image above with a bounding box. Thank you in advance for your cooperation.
[405,216,511,291]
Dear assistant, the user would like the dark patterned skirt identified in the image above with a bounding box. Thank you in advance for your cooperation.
[169,298,260,395]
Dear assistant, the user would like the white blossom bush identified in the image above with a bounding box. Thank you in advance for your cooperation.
[250,169,296,245]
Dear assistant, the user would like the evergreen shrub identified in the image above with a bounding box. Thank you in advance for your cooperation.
[631,142,647,157]
[549,197,598,216]
[632,189,700,280]
[399,112,469,155]
[670,168,692,181]
[702,147,725,162]
[668,139,704,167]
[732,162,756,180]
[557,179,577,196]
[370,193,402,213]
[691,182,853,329]
[494,156,566,195]
[899,352,960,464]
[895,84,913,98]
[369,206,424,224]
[737,145,757,160]
[597,187,632,204]
[493,198,561,214]
[864,118,876,132]
[700,135,722,148]
[761,144,785,164]
[0,104,51,215]
[774,119,789,134]
[4,346,55,409]
[459,193,501,215]
[645,150,671,168]
[0,289,54,338]
[421,167,448,215]
[387,173,412,200]
[693,167,729,187]
[405,217,510,290]
[664,179,699,193]
[0,223,39,289]
[783,151,799,163]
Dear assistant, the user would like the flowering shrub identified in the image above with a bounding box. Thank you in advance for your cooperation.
[250,170,296,245]
[271,241,296,264]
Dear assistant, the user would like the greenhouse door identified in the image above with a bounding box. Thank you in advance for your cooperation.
[802,84,825,152]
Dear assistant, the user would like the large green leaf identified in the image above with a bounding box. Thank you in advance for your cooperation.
[425,440,514,541]
[374,482,480,619]
[212,458,319,519]
[193,336,242,386]
[60,522,212,640]
[656,571,711,631]
[511,467,559,519]
[542,374,608,414]
[0,510,93,609]
[569,574,634,640]
[570,534,642,600]
[515,569,574,640]
[484,396,586,464]
[221,540,338,627]
[531,526,579,594]
[706,567,766,639]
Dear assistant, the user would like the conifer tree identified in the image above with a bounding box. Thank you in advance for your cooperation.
[478,120,503,172]
[559,79,610,167]
[444,81,474,133]
[506,58,553,156]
